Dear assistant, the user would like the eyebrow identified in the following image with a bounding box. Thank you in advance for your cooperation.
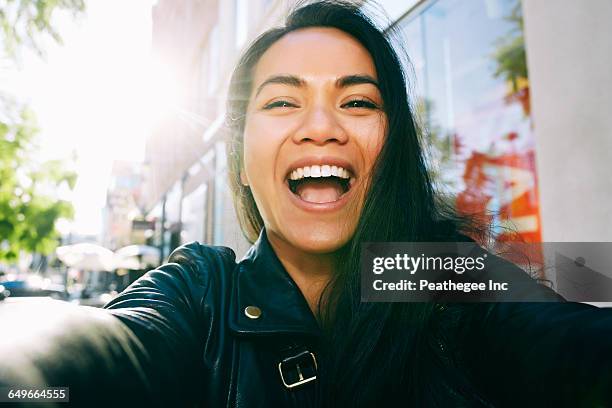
[335,74,380,90]
[254,74,380,97]
[255,75,305,97]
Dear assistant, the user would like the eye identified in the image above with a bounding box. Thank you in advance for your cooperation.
[262,100,298,110]
[341,99,379,109]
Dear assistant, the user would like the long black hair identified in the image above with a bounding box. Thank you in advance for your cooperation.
[225,1,493,406]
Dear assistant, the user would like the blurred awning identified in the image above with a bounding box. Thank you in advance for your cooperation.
[114,245,160,270]
[56,243,116,272]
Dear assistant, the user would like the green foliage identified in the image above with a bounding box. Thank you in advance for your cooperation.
[415,97,457,193]
[492,3,527,93]
[0,0,85,59]
[0,0,84,262]
[0,101,76,261]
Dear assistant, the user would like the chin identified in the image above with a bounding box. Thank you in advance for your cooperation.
[285,224,353,255]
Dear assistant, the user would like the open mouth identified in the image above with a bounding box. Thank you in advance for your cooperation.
[286,165,354,204]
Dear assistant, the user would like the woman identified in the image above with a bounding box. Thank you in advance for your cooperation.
[2,1,611,407]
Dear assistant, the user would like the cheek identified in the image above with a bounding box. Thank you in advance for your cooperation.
[347,115,386,170]
[243,113,297,178]
[243,118,275,177]
[242,116,287,215]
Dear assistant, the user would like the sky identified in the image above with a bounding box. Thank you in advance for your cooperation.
[1,0,157,236]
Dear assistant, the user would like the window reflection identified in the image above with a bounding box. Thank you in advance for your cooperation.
[399,0,540,242]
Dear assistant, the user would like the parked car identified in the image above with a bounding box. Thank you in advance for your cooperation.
[0,280,68,301]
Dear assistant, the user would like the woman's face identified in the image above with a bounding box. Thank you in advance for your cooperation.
[243,27,386,254]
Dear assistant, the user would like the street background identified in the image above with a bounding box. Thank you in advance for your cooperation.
[1,0,611,306]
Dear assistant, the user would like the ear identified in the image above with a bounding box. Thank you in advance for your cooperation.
[239,168,249,187]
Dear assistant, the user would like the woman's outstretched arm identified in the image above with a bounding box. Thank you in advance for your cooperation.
[460,301,612,407]
[0,242,222,406]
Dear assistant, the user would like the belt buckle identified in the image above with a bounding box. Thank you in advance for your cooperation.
[278,350,318,389]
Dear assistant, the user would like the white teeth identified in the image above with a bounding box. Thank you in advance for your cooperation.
[288,164,351,181]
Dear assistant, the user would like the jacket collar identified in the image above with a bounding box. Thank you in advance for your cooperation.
[228,228,321,338]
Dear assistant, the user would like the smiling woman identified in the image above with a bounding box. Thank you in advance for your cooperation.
[3,1,612,407]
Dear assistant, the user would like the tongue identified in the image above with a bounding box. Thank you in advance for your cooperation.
[295,179,344,203]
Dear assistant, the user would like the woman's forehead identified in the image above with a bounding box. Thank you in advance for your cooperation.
[252,27,378,86]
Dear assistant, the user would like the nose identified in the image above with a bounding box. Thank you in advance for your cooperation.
[292,104,348,146]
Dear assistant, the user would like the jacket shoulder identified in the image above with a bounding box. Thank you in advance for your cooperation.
[105,242,237,312]
[168,241,236,275]
[164,241,237,286]
[168,241,237,269]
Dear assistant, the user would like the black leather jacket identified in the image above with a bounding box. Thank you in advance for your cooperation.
[2,229,612,407]
[103,228,323,407]
[102,228,612,407]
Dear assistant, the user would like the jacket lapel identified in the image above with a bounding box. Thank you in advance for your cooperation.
[228,228,321,338]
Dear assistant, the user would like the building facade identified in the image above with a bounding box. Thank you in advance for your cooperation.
[143,0,287,260]
[102,160,143,250]
[142,0,612,261]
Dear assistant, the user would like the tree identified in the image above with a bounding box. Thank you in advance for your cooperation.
[0,0,84,262]
[491,3,527,93]
[0,0,85,59]
[414,96,459,194]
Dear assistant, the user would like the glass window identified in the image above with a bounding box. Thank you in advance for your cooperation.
[398,0,540,242]
[213,141,227,245]
[181,184,207,244]
[198,48,209,101]
[207,24,220,96]
[235,0,249,48]
[164,180,182,227]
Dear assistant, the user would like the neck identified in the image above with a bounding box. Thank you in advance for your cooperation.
[266,231,335,317]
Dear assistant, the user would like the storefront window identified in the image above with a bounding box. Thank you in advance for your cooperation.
[181,184,207,244]
[399,0,540,242]
[213,141,226,245]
